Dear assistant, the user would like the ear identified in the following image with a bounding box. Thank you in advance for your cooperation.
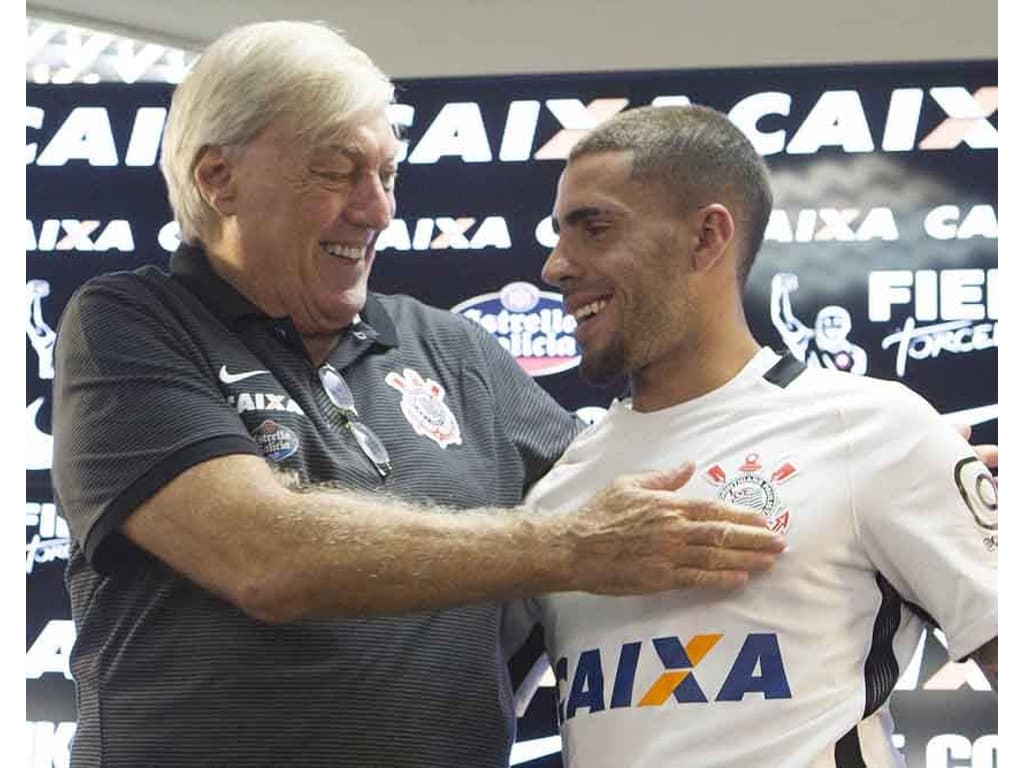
[193,146,238,218]
[691,203,735,273]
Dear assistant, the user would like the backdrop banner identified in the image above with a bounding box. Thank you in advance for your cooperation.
[26,59,997,768]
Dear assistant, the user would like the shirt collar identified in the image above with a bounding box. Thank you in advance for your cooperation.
[170,243,398,349]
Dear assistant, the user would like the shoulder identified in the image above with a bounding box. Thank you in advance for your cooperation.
[64,265,176,317]
[788,368,944,448]
[372,292,506,355]
[57,266,194,359]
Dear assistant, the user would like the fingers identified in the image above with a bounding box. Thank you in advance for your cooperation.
[670,498,773,530]
[973,443,997,470]
[674,568,751,590]
[682,519,787,552]
[947,419,972,441]
[632,461,696,492]
[674,544,779,573]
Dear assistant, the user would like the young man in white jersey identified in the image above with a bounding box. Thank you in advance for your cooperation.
[514,105,997,768]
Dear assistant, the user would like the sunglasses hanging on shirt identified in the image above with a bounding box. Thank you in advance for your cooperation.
[317,363,392,479]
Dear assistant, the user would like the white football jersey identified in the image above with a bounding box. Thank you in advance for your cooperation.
[518,348,996,768]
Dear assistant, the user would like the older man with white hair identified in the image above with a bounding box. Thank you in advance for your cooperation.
[52,21,786,767]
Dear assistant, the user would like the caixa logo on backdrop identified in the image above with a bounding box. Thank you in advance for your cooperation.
[451,282,580,376]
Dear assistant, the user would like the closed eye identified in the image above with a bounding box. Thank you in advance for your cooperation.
[380,168,398,191]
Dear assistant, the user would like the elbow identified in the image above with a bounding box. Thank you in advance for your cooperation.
[232,572,311,624]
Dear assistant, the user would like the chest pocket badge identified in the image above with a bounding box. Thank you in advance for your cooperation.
[252,419,300,462]
[385,368,463,449]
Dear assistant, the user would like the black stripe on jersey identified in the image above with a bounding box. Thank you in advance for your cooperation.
[863,573,903,717]
[762,352,806,388]
[835,726,867,768]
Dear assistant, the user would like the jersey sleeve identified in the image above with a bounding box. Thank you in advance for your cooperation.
[844,383,997,661]
[467,321,585,492]
[52,276,261,573]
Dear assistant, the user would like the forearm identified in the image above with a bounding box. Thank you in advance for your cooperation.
[124,455,783,624]
[245,487,572,621]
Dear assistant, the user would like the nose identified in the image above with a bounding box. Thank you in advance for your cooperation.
[541,239,574,288]
[344,173,395,232]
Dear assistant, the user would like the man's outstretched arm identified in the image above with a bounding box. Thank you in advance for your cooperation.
[121,455,785,622]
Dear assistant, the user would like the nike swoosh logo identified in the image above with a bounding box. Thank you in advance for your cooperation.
[219,365,269,384]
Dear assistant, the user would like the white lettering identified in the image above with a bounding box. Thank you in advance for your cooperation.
[956,204,998,239]
[124,107,167,166]
[881,89,924,151]
[869,271,913,322]
[924,205,961,240]
[650,95,692,108]
[432,217,474,249]
[413,218,434,250]
[113,41,166,84]
[26,621,76,680]
[926,734,971,767]
[924,629,994,691]
[93,220,135,251]
[26,503,68,539]
[26,106,44,163]
[381,87,995,168]
[794,209,817,242]
[973,735,997,768]
[387,103,415,164]
[881,318,998,377]
[27,721,76,768]
[925,204,998,240]
[855,207,899,241]
[870,269,995,322]
[376,219,412,252]
[26,219,135,252]
[535,216,559,248]
[763,210,793,243]
[36,107,118,166]
[786,91,874,154]
[815,209,858,241]
[534,99,630,160]
[376,217,510,251]
[729,92,791,155]
[468,216,511,249]
[158,220,181,252]
[941,269,986,320]
[499,101,541,161]
[987,268,997,320]
[915,270,938,321]
[929,87,999,149]
[408,102,492,164]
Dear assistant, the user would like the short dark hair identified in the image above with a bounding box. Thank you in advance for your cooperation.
[568,104,773,286]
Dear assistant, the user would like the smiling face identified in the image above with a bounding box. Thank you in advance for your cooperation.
[541,150,700,383]
[215,112,399,336]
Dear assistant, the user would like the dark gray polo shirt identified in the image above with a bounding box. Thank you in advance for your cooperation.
[52,245,581,768]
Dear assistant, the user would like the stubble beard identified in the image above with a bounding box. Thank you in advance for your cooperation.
[578,333,628,385]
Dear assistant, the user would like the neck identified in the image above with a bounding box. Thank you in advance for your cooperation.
[628,315,761,413]
[301,334,341,366]
[205,242,343,366]
[205,241,285,317]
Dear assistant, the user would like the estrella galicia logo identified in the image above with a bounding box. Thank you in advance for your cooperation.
[251,420,299,462]
[451,282,580,377]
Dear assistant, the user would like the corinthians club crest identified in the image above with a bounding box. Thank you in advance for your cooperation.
[702,453,797,534]
[385,368,462,449]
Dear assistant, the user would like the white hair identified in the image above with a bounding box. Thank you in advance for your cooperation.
[159,20,394,244]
